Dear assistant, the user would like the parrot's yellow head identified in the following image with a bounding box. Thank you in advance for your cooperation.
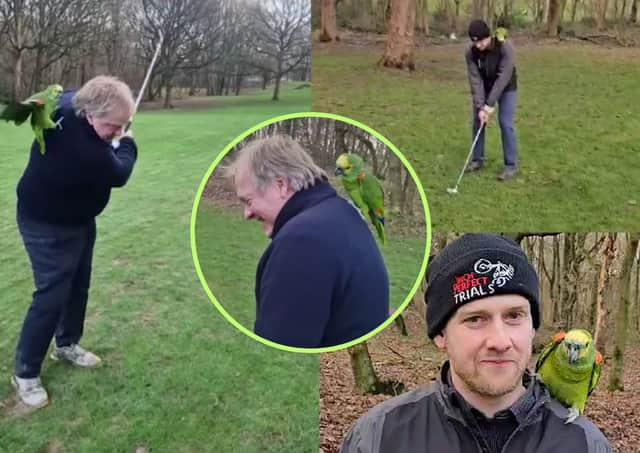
[49,84,63,97]
[335,153,363,178]
[561,329,594,364]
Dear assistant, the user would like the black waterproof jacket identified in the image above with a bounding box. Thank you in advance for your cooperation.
[341,361,611,453]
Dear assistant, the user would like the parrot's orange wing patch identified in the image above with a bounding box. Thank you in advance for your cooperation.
[357,171,366,181]
[595,351,603,365]
[552,331,566,343]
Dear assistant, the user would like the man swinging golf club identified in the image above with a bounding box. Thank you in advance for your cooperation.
[11,36,162,411]
[464,19,519,182]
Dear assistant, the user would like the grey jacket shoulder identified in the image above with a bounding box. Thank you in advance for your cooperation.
[544,398,612,453]
[339,384,439,453]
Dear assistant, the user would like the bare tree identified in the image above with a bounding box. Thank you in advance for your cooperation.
[248,0,310,101]
[138,0,223,107]
[0,0,96,99]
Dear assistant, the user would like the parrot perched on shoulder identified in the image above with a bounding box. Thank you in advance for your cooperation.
[334,153,386,245]
[0,84,64,154]
[495,27,508,42]
[535,329,603,423]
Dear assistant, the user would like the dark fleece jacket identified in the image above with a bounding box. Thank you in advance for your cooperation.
[17,90,137,225]
[254,180,390,348]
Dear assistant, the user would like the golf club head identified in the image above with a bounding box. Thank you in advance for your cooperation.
[446,187,458,194]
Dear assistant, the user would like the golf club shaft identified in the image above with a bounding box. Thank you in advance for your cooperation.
[124,33,163,133]
[112,34,162,148]
[134,34,163,113]
[452,123,484,190]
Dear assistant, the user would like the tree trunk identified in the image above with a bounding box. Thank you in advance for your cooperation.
[388,153,403,215]
[391,308,409,335]
[402,175,417,215]
[348,343,382,394]
[630,0,638,21]
[608,234,639,391]
[272,73,282,101]
[375,0,391,32]
[416,0,430,34]
[379,0,416,70]
[320,0,340,41]
[189,73,197,96]
[635,252,640,332]
[595,0,609,30]
[560,234,577,327]
[13,49,24,100]
[163,82,173,109]
[594,234,613,348]
[571,0,579,21]
[473,0,483,17]
[547,0,565,36]
[595,234,617,354]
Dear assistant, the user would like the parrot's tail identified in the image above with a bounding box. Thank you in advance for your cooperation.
[375,219,386,245]
[34,130,46,155]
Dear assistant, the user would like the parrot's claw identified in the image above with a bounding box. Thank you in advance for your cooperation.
[565,407,580,424]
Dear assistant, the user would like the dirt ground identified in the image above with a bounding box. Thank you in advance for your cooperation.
[320,305,640,452]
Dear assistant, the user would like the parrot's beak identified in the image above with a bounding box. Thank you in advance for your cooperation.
[334,167,343,176]
[568,345,579,364]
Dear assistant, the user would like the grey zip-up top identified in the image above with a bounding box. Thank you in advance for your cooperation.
[465,39,517,109]
[340,361,611,453]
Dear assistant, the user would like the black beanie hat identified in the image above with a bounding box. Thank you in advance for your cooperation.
[468,19,491,41]
[425,234,540,339]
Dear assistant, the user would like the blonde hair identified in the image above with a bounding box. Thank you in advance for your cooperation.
[225,135,327,192]
[72,75,135,119]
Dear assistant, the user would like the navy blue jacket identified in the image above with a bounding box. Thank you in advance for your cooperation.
[254,180,390,348]
[17,90,137,225]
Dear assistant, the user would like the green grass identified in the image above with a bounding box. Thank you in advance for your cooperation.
[195,202,427,330]
[312,43,640,231]
[0,84,320,452]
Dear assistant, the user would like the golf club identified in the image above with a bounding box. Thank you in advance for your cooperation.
[446,122,485,195]
[112,32,163,148]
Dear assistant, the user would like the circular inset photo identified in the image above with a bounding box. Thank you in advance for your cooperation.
[191,112,430,352]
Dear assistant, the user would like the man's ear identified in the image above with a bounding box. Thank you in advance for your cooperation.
[434,333,446,350]
[275,177,293,198]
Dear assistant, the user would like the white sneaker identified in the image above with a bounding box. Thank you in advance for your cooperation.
[11,375,49,408]
[50,344,102,368]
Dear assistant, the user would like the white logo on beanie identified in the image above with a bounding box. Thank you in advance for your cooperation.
[452,258,515,304]
[474,258,515,288]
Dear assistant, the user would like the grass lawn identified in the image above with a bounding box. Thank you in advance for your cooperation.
[312,42,640,231]
[0,85,320,452]
[194,201,427,331]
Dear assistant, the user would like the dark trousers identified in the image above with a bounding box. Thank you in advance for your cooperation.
[471,89,518,168]
[14,212,96,378]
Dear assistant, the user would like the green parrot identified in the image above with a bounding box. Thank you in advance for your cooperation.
[535,329,603,423]
[334,153,386,245]
[495,27,508,42]
[0,84,64,154]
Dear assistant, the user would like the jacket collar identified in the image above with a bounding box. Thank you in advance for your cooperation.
[437,360,549,426]
[271,178,336,239]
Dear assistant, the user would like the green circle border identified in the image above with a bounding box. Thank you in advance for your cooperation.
[190,111,432,353]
